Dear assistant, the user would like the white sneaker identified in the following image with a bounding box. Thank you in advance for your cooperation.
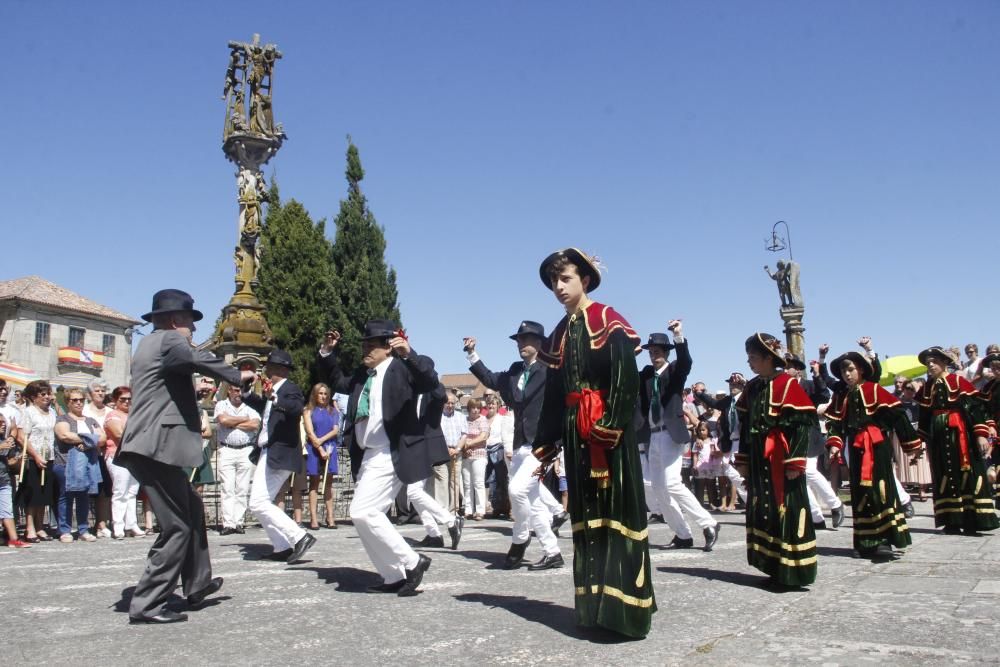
[80,533,97,542]
[126,528,147,537]
[98,527,112,539]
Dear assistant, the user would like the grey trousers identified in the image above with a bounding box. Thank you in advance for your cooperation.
[124,455,212,617]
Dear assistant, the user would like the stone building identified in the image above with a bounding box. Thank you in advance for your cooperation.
[0,276,141,388]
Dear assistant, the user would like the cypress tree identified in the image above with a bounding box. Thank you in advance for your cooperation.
[329,139,401,373]
[257,179,339,388]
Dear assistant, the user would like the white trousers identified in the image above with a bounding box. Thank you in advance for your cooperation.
[248,449,306,551]
[538,476,563,517]
[806,455,843,522]
[648,430,716,540]
[217,446,255,528]
[461,457,488,514]
[721,455,748,504]
[508,446,559,556]
[108,457,140,535]
[408,478,455,538]
[350,446,419,584]
[640,449,663,514]
[895,474,911,505]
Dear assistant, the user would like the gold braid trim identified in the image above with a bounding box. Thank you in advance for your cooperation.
[747,542,818,566]
[746,527,816,552]
[572,518,649,541]
[575,584,654,608]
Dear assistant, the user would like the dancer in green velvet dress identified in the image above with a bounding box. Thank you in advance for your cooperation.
[915,347,999,535]
[532,248,656,639]
[733,333,818,588]
[825,351,921,559]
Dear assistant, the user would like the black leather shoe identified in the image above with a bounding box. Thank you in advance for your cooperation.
[187,577,223,608]
[902,502,914,519]
[872,543,895,559]
[416,535,445,548]
[235,526,245,534]
[527,553,564,570]
[551,511,569,534]
[129,610,188,624]
[219,527,235,536]
[398,554,432,596]
[287,533,317,563]
[264,548,293,561]
[448,515,464,551]
[832,504,846,528]
[813,520,828,531]
[503,538,530,570]
[665,536,694,549]
[649,513,664,524]
[942,525,962,535]
[367,580,405,594]
[703,524,720,552]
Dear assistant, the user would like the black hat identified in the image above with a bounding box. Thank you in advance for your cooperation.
[725,372,747,385]
[509,320,545,341]
[745,332,785,368]
[830,351,874,382]
[141,289,204,323]
[539,247,602,293]
[641,333,675,351]
[265,349,294,368]
[783,352,807,371]
[981,353,1000,368]
[361,319,399,341]
[918,346,956,367]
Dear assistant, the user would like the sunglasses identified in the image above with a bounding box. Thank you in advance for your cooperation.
[68,398,85,403]
[118,397,132,402]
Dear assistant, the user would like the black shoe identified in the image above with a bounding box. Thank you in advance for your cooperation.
[129,610,188,624]
[832,504,846,527]
[963,527,981,537]
[649,513,664,524]
[872,543,896,560]
[287,533,317,563]
[902,502,914,519]
[187,577,223,608]
[264,548,293,561]
[551,511,569,533]
[813,520,828,531]
[398,554,431,597]
[367,580,406,594]
[396,511,420,526]
[448,515,464,551]
[416,535,445,548]
[235,526,245,534]
[219,527,235,536]
[942,525,962,535]
[307,524,321,531]
[665,535,694,549]
[703,524,720,552]
[504,538,530,570]
[527,553,564,570]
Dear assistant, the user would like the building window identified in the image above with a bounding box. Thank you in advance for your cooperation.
[68,326,86,348]
[34,322,51,346]
[102,334,115,358]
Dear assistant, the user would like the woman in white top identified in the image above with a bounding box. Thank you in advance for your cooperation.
[83,379,113,538]
[53,388,106,542]
[483,397,509,518]
[16,380,58,542]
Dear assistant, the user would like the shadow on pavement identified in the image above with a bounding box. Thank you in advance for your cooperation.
[454,593,641,643]
[815,545,859,558]
[453,549,508,569]
[236,543,283,560]
[656,565,769,589]
[291,565,381,593]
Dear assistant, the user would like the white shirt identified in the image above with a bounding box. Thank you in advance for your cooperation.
[440,410,468,448]
[355,357,393,450]
[258,378,287,447]
[0,402,19,438]
[215,398,261,447]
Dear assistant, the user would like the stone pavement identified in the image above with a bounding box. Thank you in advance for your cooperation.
[3,501,999,666]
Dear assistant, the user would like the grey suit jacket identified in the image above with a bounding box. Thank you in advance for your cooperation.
[118,329,241,468]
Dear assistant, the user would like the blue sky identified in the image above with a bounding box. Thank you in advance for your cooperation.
[3,2,999,389]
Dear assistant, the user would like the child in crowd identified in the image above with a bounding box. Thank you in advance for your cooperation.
[1,413,31,548]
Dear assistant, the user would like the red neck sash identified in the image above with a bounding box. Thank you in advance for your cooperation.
[763,428,789,508]
[566,388,610,482]
[935,409,972,471]
[852,425,884,487]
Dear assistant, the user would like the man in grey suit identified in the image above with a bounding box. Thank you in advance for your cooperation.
[117,290,254,624]
[637,321,720,551]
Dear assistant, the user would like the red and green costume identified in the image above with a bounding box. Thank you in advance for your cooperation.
[916,374,998,531]
[735,372,818,586]
[978,378,1000,506]
[826,382,921,554]
[534,301,655,638]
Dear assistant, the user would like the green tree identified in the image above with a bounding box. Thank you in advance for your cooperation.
[329,139,401,373]
[257,180,340,389]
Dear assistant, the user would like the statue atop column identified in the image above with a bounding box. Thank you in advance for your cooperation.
[764,259,803,308]
[764,221,805,359]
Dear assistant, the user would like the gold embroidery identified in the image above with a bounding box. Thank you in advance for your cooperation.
[879,480,886,503]
[575,584,655,608]
[748,527,816,551]
[635,552,646,588]
[748,542,818,566]
[797,508,806,538]
[571,518,649,541]
[939,475,949,495]
[976,477,983,494]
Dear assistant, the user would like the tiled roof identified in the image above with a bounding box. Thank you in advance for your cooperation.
[0,276,141,325]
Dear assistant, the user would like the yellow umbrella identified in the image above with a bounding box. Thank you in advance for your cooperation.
[878,355,926,386]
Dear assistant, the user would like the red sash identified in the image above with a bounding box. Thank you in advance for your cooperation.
[566,389,609,474]
[936,409,971,471]
[763,428,788,508]
[852,425,884,487]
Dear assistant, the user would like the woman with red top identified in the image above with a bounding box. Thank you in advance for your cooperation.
[460,398,489,519]
[104,386,145,538]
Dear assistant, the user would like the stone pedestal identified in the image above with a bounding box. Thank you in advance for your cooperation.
[212,291,273,371]
[780,306,805,359]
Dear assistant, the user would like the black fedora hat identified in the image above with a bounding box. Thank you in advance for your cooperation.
[265,349,294,368]
[361,319,399,341]
[641,333,675,351]
[981,352,1000,368]
[783,352,807,371]
[918,346,956,367]
[141,289,204,323]
[830,351,874,382]
[725,372,747,385]
[745,332,785,368]
[509,320,545,341]
[539,247,602,293]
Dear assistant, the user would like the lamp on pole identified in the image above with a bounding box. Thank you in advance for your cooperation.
[765,220,793,260]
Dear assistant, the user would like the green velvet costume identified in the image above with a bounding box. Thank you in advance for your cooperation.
[535,301,656,638]
[735,372,818,587]
[825,382,920,554]
[916,374,998,532]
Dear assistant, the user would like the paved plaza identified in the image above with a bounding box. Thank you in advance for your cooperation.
[4,501,999,666]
